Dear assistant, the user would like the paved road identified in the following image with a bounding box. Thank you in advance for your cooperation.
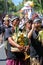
[0,43,7,65]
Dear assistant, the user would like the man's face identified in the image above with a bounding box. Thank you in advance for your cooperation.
[34,22,41,28]
[4,20,9,26]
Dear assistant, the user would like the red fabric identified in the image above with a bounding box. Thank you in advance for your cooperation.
[32,13,39,20]
[6,59,25,65]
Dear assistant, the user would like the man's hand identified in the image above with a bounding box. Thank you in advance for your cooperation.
[32,24,35,30]
[17,45,24,51]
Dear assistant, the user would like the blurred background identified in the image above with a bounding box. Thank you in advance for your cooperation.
[0,0,43,20]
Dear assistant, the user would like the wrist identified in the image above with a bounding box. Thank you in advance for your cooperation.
[31,28,34,31]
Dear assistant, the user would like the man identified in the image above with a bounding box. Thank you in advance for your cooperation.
[29,18,42,65]
[2,15,11,55]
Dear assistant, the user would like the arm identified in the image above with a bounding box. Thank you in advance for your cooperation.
[8,37,24,50]
[28,24,35,38]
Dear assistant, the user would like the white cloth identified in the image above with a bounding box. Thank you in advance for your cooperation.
[19,19,25,29]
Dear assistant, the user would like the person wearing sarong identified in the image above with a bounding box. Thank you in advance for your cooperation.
[5,16,26,65]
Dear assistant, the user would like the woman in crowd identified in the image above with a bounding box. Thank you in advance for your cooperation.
[23,19,33,65]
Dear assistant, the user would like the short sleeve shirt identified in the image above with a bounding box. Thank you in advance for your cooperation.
[30,30,41,57]
[4,28,25,60]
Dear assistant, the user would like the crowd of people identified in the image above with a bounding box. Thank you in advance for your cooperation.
[0,14,43,65]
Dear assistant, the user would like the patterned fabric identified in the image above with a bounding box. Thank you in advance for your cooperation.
[30,57,40,65]
[6,59,25,65]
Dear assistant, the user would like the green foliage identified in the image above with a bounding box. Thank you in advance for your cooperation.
[0,0,43,14]
[0,0,24,14]
[32,0,43,13]
[0,0,17,14]
[16,2,24,11]
[0,0,5,13]
[14,12,20,17]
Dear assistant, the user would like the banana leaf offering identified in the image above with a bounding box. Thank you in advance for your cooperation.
[11,27,29,52]
[17,33,29,46]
